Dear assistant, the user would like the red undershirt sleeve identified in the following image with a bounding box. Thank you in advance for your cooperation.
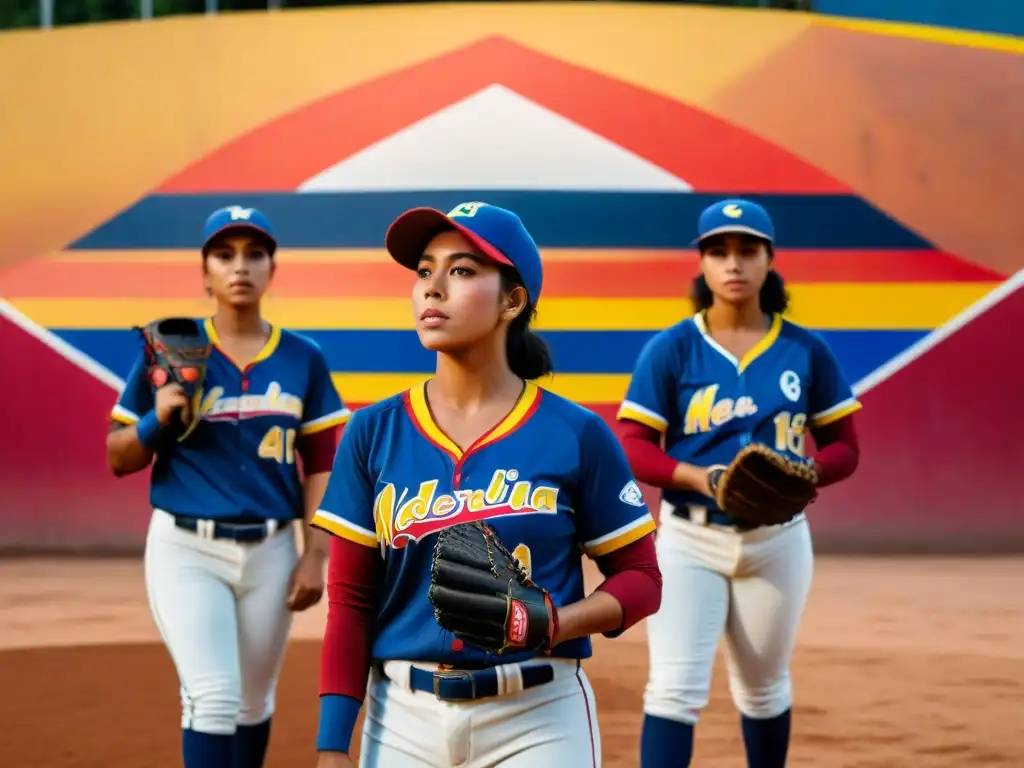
[297,425,342,476]
[617,419,678,488]
[592,534,662,638]
[810,414,860,488]
[320,534,381,699]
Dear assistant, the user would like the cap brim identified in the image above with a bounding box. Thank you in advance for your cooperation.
[385,208,513,270]
[692,225,773,247]
[203,223,277,251]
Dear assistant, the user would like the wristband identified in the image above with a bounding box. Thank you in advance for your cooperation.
[317,694,361,754]
[136,410,165,449]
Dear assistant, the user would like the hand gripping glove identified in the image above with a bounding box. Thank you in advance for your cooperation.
[708,443,818,527]
[428,521,555,655]
[135,317,212,442]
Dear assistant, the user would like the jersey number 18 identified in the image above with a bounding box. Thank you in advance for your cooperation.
[773,411,807,456]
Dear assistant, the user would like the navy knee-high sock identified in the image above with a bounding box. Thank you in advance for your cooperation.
[182,729,233,768]
[741,709,792,768]
[641,713,695,768]
[232,719,272,768]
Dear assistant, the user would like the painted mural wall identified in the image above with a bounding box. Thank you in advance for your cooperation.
[1,4,1021,553]
[814,0,1024,37]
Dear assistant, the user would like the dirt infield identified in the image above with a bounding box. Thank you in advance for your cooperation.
[1,556,1021,767]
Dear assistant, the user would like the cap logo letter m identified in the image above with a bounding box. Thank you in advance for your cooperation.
[227,205,254,221]
[448,202,486,218]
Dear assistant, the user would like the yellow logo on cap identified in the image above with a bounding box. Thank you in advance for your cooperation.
[723,204,743,219]
[448,202,487,218]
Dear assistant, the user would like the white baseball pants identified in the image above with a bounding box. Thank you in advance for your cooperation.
[643,506,814,724]
[144,508,298,735]
[358,658,601,767]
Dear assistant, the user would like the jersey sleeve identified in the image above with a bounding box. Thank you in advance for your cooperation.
[110,351,154,425]
[576,413,657,558]
[300,346,351,436]
[808,334,863,427]
[311,409,378,549]
[616,330,681,433]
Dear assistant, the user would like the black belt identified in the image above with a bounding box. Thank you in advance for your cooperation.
[395,663,557,701]
[173,516,287,543]
[673,504,759,531]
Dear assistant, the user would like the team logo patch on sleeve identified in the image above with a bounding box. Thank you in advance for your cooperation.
[618,480,645,508]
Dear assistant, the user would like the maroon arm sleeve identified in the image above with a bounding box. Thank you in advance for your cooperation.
[319,535,381,699]
[593,534,663,638]
[297,425,342,476]
[617,419,678,488]
[811,414,860,488]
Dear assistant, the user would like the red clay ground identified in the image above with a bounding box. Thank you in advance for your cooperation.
[1,556,1021,767]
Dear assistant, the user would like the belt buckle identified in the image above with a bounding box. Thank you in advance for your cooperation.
[432,670,474,700]
[196,519,217,540]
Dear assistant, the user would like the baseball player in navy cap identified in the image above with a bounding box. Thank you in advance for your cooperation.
[312,201,662,768]
[107,204,350,768]
[692,198,775,244]
[616,197,863,767]
[202,205,279,256]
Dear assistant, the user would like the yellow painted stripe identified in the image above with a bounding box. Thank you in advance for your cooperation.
[42,248,684,265]
[330,373,630,405]
[8,283,996,331]
[816,15,1024,54]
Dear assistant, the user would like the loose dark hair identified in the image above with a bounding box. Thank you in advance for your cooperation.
[689,270,789,314]
[499,267,554,380]
[689,239,790,314]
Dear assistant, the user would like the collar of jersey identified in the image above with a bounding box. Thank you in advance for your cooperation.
[204,317,281,372]
[405,380,542,461]
[693,311,782,374]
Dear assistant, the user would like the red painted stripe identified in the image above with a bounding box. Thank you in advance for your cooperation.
[1,251,1001,298]
[157,37,845,195]
[488,39,846,194]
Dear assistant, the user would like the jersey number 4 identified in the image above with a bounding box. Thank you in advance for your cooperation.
[773,411,807,456]
[259,426,297,464]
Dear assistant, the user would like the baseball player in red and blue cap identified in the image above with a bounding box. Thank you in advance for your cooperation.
[106,205,350,768]
[616,199,863,768]
[311,201,663,768]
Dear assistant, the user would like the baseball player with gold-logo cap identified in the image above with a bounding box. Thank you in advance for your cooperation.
[617,197,863,768]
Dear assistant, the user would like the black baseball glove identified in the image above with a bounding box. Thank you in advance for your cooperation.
[135,317,212,442]
[708,443,818,527]
[428,521,554,655]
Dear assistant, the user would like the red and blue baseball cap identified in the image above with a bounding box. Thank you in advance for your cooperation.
[385,202,544,303]
[693,198,775,247]
[202,205,277,255]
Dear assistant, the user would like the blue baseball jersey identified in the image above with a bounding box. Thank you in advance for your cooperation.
[617,313,862,520]
[111,318,350,521]
[312,382,656,665]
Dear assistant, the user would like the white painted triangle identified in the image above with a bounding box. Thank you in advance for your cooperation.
[298,84,692,192]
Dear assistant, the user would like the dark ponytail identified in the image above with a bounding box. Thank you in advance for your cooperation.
[689,269,790,315]
[500,268,554,380]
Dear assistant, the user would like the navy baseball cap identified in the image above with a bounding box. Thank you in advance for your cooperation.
[202,205,277,254]
[385,202,544,303]
[693,198,775,247]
